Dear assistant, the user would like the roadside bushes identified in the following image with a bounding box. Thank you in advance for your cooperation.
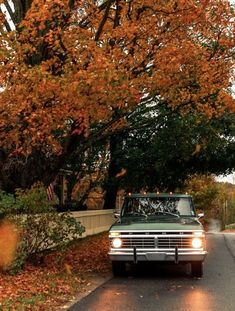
[0,184,85,274]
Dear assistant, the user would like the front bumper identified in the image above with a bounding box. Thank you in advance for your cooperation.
[109,249,207,262]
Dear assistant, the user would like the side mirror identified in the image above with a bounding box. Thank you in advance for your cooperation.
[197,213,204,219]
[114,213,120,219]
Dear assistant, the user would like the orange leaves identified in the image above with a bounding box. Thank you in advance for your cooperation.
[0,0,235,155]
[3,233,110,308]
[64,263,73,275]
[58,232,110,274]
[116,168,127,178]
[0,233,110,309]
[192,144,202,156]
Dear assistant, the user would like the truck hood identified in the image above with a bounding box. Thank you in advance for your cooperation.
[110,217,203,231]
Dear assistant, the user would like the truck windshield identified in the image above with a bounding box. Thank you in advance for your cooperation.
[121,197,196,217]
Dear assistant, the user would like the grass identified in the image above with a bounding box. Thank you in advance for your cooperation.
[225,223,235,229]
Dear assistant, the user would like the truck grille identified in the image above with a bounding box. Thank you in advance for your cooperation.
[110,236,198,249]
[110,233,200,249]
[157,237,192,249]
[112,237,156,249]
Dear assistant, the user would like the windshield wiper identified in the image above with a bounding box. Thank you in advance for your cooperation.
[154,211,180,218]
[124,212,148,218]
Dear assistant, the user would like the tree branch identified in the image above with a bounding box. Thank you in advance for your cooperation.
[12,0,23,24]
[95,0,115,41]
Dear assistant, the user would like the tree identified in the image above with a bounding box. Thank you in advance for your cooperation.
[0,0,235,192]
[184,175,221,213]
[184,175,235,229]
[102,101,235,208]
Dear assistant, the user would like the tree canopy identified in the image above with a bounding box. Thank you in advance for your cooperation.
[0,0,235,191]
[116,103,235,192]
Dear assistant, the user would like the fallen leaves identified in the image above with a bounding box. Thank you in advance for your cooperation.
[223,229,235,233]
[0,232,110,310]
[64,263,73,275]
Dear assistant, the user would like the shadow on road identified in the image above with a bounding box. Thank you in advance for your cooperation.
[121,262,192,279]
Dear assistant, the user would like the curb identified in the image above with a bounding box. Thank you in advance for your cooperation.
[58,273,112,311]
[223,233,235,260]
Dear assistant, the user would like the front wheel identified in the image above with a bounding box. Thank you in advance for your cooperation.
[191,261,203,278]
[112,261,126,277]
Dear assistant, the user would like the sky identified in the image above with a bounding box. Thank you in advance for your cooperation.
[216,173,235,184]
[0,0,15,30]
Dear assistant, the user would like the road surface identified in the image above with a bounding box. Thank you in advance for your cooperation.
[69,233,235,311]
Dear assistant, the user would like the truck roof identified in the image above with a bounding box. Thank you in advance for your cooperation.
[126,193,192,198]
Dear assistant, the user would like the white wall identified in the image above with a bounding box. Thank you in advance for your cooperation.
[72,209,116,237]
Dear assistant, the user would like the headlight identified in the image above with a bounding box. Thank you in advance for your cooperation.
[112,237,122,248]
[192,237,203,249]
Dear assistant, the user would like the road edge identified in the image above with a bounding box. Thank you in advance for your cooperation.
[223,233,235,260]
[58,273,113,311]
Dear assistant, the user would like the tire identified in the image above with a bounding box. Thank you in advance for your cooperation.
[112,261,126,277]
[191,261,203,278]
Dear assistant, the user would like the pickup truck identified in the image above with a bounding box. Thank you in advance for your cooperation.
[109,193,207,277]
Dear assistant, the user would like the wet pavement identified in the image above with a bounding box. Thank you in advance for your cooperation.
[69,233,235,311]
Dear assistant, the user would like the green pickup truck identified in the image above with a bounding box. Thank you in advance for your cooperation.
[109,193,207,277]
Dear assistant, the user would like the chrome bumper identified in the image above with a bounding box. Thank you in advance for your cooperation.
[109,249,207,262]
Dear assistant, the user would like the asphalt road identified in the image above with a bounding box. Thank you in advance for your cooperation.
[69,233,235,311]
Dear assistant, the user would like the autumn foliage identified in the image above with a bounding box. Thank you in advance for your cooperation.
[185,174,235,228]
[0,232,110,310]
[0,0,235,157]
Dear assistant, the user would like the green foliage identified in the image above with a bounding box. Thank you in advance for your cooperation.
[184,175,220,212]
[14,184,54,214]
[1,294,45,310]
[226,223,235,229]
[111,102,235,192]
[184,175,235,227]
[0,183,85,273]
[0,190,15,219]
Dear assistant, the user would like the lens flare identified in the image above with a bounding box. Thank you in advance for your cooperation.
[112,238,122,248]
[192,237,202,249]
[0,221,19,269]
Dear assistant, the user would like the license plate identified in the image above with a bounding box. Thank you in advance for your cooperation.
[146,253,166,260]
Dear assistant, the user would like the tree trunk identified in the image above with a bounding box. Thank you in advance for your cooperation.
[0,130,85,192]
[0,150,62,192]
[103,134,121,209]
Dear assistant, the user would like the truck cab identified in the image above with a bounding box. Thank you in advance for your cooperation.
[109,193,207,277]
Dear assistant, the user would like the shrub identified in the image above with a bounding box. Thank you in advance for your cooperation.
[0,184,85,273]
[0,190,15,219]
